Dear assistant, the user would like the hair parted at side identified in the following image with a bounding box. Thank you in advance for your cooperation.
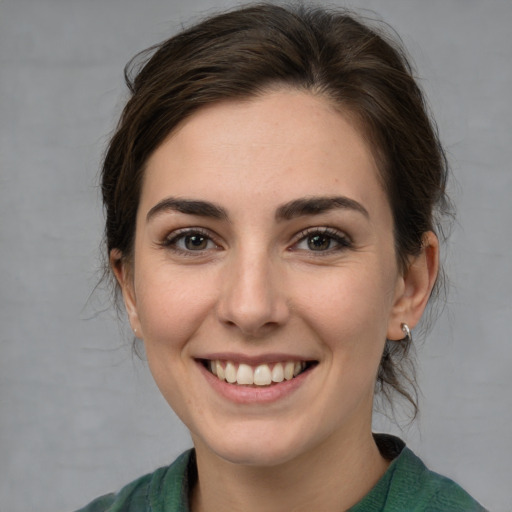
[101,2,452,418]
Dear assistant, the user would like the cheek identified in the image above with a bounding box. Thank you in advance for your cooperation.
[294,264,396,358]
[134,265,217,353]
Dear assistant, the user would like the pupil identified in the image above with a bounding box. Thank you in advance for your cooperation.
[308,234,330,250]
[186,235,206,250]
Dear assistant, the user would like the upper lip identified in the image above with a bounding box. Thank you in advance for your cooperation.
[195,352,316,365]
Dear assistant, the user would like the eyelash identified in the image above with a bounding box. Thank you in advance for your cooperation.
[292,227,352,253]
[159,228,221,255]
[159,226,352,256]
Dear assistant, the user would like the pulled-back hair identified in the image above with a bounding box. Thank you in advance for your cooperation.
[102,3,451,417]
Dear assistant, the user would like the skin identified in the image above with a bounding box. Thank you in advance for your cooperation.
[112,89,439,511]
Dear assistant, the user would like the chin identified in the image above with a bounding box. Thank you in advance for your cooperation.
[216,443,301,468]
[193,423,316,468]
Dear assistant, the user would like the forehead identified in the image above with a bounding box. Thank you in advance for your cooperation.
[141,90,388,219]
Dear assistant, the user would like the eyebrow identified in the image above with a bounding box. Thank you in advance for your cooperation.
[146,197,228,222]
[275,196,369,221]
[146,195,369,223]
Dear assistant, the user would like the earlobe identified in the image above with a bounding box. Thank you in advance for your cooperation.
[387,231,439,340]
[110,249,142,337]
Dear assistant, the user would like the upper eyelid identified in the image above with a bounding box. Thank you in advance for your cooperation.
[294,226,351,241]
[166,226,212,237]
[290,226,353,251]
[158,225,351,248]
[161,227,221,247]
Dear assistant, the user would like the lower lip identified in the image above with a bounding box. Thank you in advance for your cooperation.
[197,361,314,404]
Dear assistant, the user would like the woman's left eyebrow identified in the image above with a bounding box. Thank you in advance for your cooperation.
[275,196,369,221]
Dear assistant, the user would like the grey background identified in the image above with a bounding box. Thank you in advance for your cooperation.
[1,0,510,511]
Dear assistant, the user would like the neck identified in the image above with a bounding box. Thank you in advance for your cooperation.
[190,428,389,512]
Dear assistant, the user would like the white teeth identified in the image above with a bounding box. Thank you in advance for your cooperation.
[254,364,272,385]
[284,362,295,381]
[237,363,254,385]
[207,360,309,386]
[225,361,237,383]
[215,360,225,380]
[271,363,284,383]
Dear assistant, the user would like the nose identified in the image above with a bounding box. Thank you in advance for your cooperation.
[216,249,290,337]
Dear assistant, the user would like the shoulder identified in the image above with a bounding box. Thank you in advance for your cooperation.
[388,445,488,512]
[74,450,194,512]
[73,471,154,512]
[351,434,488,512]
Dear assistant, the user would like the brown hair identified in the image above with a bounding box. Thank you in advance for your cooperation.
[102,3,451,416]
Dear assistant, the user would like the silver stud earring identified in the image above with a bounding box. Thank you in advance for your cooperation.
[400,323,412,343]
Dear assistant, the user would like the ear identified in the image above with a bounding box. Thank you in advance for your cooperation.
[387,231,439,340]
[110,249,143,338]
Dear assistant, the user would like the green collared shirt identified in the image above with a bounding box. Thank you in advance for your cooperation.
[76,435,486,512]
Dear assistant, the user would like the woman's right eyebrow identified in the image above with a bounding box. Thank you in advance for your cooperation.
[146,197,228,222]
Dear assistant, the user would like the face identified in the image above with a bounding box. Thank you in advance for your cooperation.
[117,90,412,467]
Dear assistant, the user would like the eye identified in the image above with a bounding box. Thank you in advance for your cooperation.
[293,228,352,252]
[161,229,220,253]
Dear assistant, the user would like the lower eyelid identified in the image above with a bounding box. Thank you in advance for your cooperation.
[159,227,351,253]
[160,228,216,247]
[295,239,350,252]
[292,228,352,249]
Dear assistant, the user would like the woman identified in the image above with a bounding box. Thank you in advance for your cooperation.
[78,4,486,511]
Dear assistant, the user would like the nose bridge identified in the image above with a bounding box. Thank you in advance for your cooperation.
[217,242,288,335]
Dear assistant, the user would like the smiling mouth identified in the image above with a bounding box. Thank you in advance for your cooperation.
[201,359,317,387]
